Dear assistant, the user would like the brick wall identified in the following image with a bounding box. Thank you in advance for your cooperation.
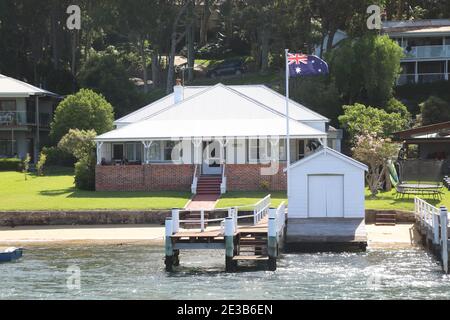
[96,163,286,192]
[226,163,287,191]
[96,164,195,191]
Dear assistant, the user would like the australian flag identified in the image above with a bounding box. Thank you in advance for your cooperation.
[288,53,329,77]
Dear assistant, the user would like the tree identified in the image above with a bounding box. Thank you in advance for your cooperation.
[58,129,97,190]
[352,132,399,198]
[339,103,409,139]
[329,35,404,107]
[419,96,450,126]
[50,88,114,143]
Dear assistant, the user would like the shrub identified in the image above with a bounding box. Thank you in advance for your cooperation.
[23,153,30,180]
[36,152,47,176]
[74,156,96,191]
[260,181,270,191]
[0,158,22,171]
[42,146,75,167]
[419,96,450,126]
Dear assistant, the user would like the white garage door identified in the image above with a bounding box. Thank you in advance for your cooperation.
[308,175,344,218]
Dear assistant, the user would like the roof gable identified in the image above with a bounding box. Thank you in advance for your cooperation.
[147,83,296,122]
[288,147,368,171]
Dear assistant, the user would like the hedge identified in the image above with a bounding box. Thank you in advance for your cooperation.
[0,158,22,171]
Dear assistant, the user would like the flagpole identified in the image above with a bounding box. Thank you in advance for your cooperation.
[285,49,290,200]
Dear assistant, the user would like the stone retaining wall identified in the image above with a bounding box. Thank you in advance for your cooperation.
[365,209,415,223]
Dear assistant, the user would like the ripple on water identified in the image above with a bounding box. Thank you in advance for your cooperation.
[1,245,450,299]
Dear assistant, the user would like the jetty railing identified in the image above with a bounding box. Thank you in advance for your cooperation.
[267,202,287,271]
[168,194,272,235]
[414,197,449,273]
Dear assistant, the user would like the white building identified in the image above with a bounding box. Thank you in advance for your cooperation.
[288,147,367,218]
[95,82,343,193]
[0,74,59,162]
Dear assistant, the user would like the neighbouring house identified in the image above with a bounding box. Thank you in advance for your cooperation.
[393,121,450,160]
[0,74,60,162]
[95,82,343,193]
[382,19,450,85]
[287,147,368,219]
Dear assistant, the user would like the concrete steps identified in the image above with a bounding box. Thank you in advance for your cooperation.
[375,212,396,226]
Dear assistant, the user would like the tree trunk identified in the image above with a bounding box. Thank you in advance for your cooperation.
[50,6,59,70]
[325,28,337,53]
[151,50,160,88]
[139,38,149,93]
[199,0,211,46]
[260,28,270,74]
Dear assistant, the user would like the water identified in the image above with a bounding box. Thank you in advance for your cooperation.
[1,244,450,300]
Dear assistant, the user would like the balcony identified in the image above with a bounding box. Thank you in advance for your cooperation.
[0,111,52,128]
[0,111,27,126]
[402,45,450,60]
[397,73,448,85]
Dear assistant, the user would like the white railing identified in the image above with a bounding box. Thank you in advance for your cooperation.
[397,73,448,85]
[402,45,450,59]
[220,164,227,194]
[253,194,271,225]
[169,195,272,235]
[0,111,27,126]
[191,164,199,194]
[275,202,286,235]
[414,197,439,231]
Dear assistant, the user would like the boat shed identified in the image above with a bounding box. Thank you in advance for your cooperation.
[287,147,368,219]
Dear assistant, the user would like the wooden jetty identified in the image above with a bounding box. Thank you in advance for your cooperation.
[414,197,449,273]
[164,195,287,272]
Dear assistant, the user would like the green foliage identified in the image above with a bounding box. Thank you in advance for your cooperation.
[23,154,30,180]
[36,152,47,176]
[385,98,411,121]
[42,146,75,167]
[50,89,114,143]
[0,158,22,172]
[290,77,342,125]
[78,48,146,118]
[329,35,403,107]
[352,132,399,197]
[58,129,97,191]
[58,129,97,161]
[74,155,96,191]
[419,96,450,126]
[339,103,409,139]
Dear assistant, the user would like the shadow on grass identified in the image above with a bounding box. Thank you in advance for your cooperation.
[39,188,190,199]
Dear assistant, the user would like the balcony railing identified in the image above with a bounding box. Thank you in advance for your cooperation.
[0,111,52,127]
[397,73,448,85]
[402,45,450,59]
[0,111,27,126]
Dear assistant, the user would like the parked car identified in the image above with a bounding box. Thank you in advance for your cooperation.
[206,59,247,78]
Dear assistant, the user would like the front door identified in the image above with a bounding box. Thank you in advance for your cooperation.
[202,141,222,175]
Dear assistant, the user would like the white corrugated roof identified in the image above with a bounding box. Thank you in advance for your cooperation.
[0,74,58,97]
[114,87,206,124]
[96,118,326,141]
[97,84,326,141]
[114,83,328,125]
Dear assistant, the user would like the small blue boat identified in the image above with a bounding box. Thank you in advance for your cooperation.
[0,247,23,262]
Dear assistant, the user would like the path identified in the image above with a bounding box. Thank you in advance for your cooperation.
[185,194,220,210]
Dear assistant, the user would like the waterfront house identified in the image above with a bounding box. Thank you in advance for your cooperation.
[0,74,59,162]
[382,19,450,85]
[95,82,343,193]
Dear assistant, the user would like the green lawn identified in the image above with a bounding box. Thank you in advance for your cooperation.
[216,191,287,210]
[0,169,190,211]
[2,168,448,212]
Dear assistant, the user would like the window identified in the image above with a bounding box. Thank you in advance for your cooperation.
[164,141,182,162]
[298,140,306,159]
[0,100,16,111]
[112,144,124,160]
[279,139,286,161]
[248,139,258,163]
[0,140,16,157]
[125,143,142,162]
[149,141,161,161]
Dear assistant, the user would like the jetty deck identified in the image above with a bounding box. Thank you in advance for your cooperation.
[164,195,287,272]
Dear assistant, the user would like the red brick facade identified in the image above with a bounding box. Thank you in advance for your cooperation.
[96,164,195,191]
[226,163,287,191]
[96,163,287,192]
